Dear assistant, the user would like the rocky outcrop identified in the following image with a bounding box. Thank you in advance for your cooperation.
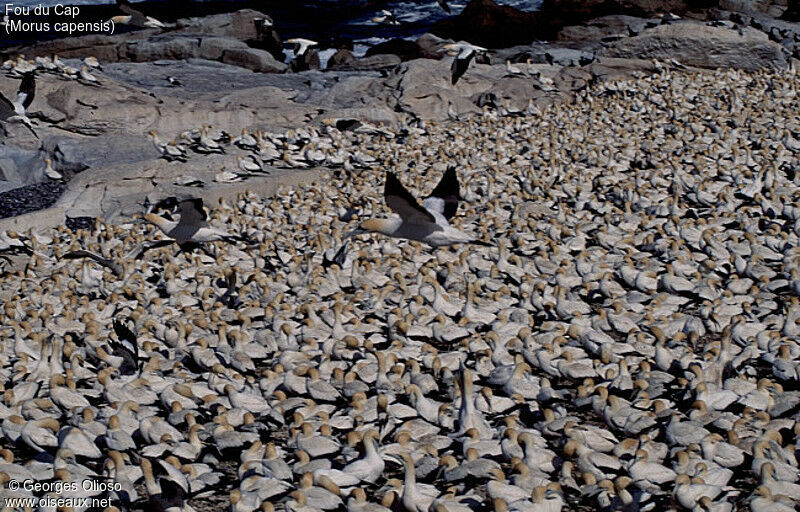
[558,15,657,42]
[415,33,452,59]
[709,8,800,58]
[1,10,287,73]
[173,9,267,41]
[432,0,545,47]
[601,23,787,70]
[334,54,402,71]
[719,0,789,18]
[366,39,422,61]
[121,35,285,73]
[431,0,716,47]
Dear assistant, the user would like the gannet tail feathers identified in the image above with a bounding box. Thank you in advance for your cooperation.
[424,165,461,220]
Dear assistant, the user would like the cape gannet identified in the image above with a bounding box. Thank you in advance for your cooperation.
[0,71,37,138]
[286,38,320,72]
[372,10,401,26]
[349,167,485,247]
[112,0,165,28]
[287,38,318,58]
[441,42,487,85]
[143,197,252,252]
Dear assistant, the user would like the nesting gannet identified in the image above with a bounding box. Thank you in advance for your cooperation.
[43,158,62,180]
[441,42,487,85]
[83,56,101,70]
[505,60,527,77]
[349,168,484,247]
[0,72,37,137]
[79,65,100,85]
[148,130,188,162]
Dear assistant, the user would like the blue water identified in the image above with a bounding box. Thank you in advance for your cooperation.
[2,1,543,51]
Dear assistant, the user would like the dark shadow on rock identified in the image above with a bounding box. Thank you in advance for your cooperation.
[430,0,718,48]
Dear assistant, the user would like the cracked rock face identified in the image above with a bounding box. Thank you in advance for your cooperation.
[601,23,787,71]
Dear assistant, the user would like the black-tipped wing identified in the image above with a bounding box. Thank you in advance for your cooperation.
[111,319,139,375]
[451,53,472,85]
[170,198,207,241]
[322,240,349,269]
[126,239,174,259]
[438,0,451,13]
[61,250,123,276]
[385,172,436,224]
[19,72,35,109]
[178,198,207,222]
[423,166,460,220]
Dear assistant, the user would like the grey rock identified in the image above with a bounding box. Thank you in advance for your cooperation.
[221,47,287,73]
[4,10,286,73]
[328,49,357,69]
[0,159,21,185]
[543,48,596,66]
[199,36,249,61]
[719,0,790,18]
[174,9,269,42]
[585,57,660,81]
[415,33,452,59]
[125,36,201,62]
[558,15,656,42]
[42,135,158,175]
[335,54,402,71]
[0,145,42,186]
[601,22,788,71]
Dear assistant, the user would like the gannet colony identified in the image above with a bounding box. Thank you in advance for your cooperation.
[1,63,799,512]
[2,3,800,512]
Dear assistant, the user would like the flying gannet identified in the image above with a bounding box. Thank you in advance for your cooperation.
[112,0,165,28]
[286,38,318,58]
[441,42,487,85]
[144,198,251,248]
[286,38,320,72]
[0,71,38,138]
[372,10,401,26]
[349,167,486,247]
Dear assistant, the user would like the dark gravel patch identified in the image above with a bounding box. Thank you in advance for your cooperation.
[0,181,64,220]
[66,216,96,232]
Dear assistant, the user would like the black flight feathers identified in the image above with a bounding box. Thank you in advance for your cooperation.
[384,167,462,224]
[19,72,35,109]
[425,166,460,220]
[384,171,436,224]
[111,319,140,375]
